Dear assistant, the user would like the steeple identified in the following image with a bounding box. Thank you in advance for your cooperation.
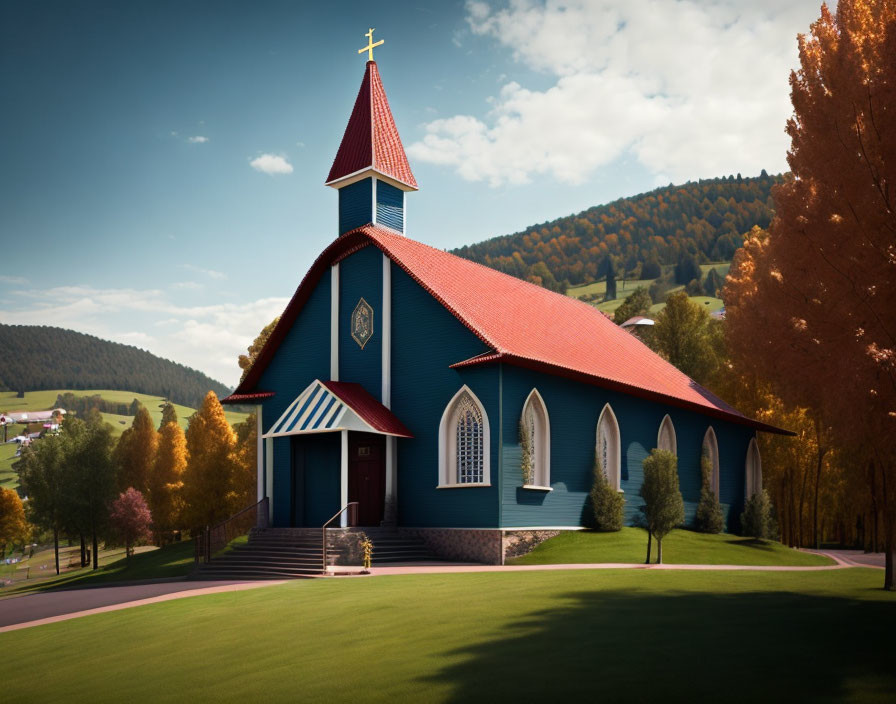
[327,39,416,236]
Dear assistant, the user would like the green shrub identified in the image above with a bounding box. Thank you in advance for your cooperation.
[639,449,685,563]
[519,419,534,486]
[741,489,775,540]
[590,457,624,531]
[694,451,724,534]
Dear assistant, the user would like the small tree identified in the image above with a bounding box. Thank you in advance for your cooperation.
[0,487,30,558]
[613,286,653,325]
[741,489,775,541]
[109,488,152,561]
[640,449,685,564]
[519,419,534,486]
[591,456,624,531]
[694,450,724,534]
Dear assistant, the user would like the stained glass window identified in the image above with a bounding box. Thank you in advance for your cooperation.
[454,392,484,484]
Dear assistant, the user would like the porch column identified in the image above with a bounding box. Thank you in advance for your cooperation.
[340,429,349,527]
[385,436,397,525]
[265,436,274,523]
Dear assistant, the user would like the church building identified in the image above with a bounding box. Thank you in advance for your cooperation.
[221,43,784,564]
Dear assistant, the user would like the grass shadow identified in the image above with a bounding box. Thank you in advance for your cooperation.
[420,588,896,702]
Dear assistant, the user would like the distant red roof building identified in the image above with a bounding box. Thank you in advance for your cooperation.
[325,61,417,191]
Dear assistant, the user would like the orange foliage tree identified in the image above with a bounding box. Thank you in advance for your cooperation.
[149,414,187,540]
[724,0,896,588]
[113,403,158,495]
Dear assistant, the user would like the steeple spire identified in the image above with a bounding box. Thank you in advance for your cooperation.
[325,59,417,191]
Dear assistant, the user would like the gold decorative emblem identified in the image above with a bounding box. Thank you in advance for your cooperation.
[358,28,384,62]
[351,298,374,349]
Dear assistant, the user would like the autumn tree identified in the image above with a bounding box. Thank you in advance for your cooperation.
[650,291,723,385]
[232,411,258,511]
[159,402,178,429]
[0,487,29,558]
[639,449,685,564]
[238,317,280,383]
[183,391,238,529]
[109,488,152,561]
[694,450,724,534]
[723,0,896,588]
[113,403,158,495]
[149,417,187,540]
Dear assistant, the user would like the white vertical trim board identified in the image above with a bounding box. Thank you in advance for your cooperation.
[331,263,340,381]
[371,176,378,225]
[256,406,264,502]
[402,190,406,234]
[265,437,274,522]
[385,435,396,504]
[340,430,349,527]
[382,254,391,408]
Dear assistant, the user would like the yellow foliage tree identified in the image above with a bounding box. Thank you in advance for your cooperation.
[232,412,258,511]
[150,419,187,538]
[183,391,238,529]
[0,487,30,557]
[113,404,158,495]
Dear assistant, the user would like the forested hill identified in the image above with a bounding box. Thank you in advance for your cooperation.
[453,172,786,291]
[0,324,230,407]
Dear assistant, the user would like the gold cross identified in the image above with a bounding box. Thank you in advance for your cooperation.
[358,28,384,62]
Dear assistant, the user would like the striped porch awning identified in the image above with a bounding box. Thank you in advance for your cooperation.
[262,379,413,439]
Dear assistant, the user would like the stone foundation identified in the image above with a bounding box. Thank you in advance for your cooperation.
[501,530,561,560]
[399,528,566,564]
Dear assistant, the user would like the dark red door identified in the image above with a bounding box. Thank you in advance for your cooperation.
[348,433,386,526]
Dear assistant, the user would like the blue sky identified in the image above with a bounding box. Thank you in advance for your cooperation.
[0,0,823,387]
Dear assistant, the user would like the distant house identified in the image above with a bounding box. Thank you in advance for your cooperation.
[221,58,785,564]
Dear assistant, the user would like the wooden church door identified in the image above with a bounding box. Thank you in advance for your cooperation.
[348,432,386,526]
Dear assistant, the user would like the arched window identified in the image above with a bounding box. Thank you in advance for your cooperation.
[521,389,550,488]
[657,414,677,455]
[438,386,491,487]
[745,437,762,497]
[596,404,621,491]
[703,426,720,499]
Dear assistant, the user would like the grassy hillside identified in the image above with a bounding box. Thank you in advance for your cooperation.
[0,389,248,490]
[0,324,231,407]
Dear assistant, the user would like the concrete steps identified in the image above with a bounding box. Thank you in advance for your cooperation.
[194,528,437,579]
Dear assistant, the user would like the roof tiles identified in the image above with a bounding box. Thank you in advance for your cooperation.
[326,62,417,189]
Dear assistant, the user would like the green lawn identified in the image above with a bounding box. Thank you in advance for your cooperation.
[1,540,195,597]
[509,527,834,566]
[0,569,892,702]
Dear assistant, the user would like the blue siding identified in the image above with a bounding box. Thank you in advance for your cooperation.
[338,178,372,234]
[376,180,404,232]
[391,264,499,527]
[339,244,382,399]
[257,268,332,527]
[300,434,341,526]
[499,363,756,530]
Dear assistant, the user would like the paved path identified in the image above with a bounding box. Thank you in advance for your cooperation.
[804,549,886,569]
[0,580,284,633]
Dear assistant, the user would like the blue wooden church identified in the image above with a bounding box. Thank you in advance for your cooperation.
[222,49,783,564]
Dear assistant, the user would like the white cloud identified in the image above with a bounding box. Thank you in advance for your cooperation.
[408,0,822,186]
[179,264,227,280]
[172,281,204,290]
[0,275,29,285]
[187,135,209,143]
[250,153,294,175]
[2,284,289,387]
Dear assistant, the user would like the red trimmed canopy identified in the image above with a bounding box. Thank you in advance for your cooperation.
[325,61,417,190]
[223,225,789,435]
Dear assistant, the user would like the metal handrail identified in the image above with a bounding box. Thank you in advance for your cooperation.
[321,502,358,573]
[195,496,270,565]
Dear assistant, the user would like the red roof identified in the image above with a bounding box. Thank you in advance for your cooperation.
[322,381,413,438]
[223,225,788,435]
[325,62,417,190]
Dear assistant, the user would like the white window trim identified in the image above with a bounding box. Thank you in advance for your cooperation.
[521,388,551,490]
[596,403,622,492]
[745,437,762,497]
[437,385,491,488]
[703,426,720,499]
[657,414,677,456]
